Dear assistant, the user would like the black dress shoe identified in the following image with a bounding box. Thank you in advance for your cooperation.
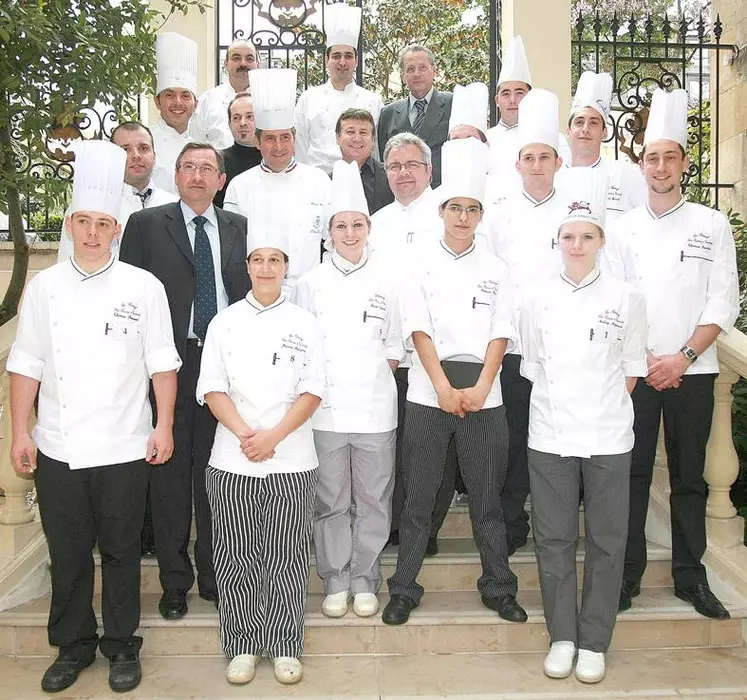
[41,653,95,693]
[159,590,188,620]
[675,583,730,619]
[425,537,439,556]
[618,579,641,612]
[481,594,528,623]
[386,531,400,547]
[108,653,141,693]
[382,594,419,625]
[199,590,219,607]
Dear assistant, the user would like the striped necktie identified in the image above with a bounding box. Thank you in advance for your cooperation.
[136,188,152,209]
[412,98,427,135]
[193,215,218,342]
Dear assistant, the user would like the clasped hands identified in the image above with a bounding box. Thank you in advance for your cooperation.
[645,350,690,391]
[436,383,490,418]
[238,426,280,462]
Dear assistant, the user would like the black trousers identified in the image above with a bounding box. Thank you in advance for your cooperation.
[151,341,218,595]
[34,452,148,660]
[624,374,716,588]
[390,368,458,539]
[499,353,532,550]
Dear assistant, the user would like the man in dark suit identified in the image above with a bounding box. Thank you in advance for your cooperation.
[336,107,393,214]
[377,45,452,188]
[120,142,250,620]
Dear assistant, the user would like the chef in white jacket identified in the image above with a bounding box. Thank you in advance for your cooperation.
[606,88,738,622]
[9,140,181,695]
[224,68,332,291]
[151,33,199,194]
[293,161,404,620]
[559,71,646,221]
[197,228,324,687]
[294,4,384,174]
[520,167,648,684]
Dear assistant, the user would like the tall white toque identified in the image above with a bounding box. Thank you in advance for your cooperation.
[498,36,532,87]
[570,71,613,123]
[330,160,369,217]
[448,82,489,135]
[71,140,127,221]
[644,88,688,149]
[247,210,291,257]
[516,88,560,152]
[558,166,609,232]
[250,68,297,130]
[325,3,362,49]
[439,138,490,206]
[156,33,199,96]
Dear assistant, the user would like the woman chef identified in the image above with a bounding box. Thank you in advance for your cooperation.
[519,167,648,684]
[293,160,404,619]
[196,227,324,686]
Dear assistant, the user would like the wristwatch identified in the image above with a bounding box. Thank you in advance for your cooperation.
[680,345,698,363]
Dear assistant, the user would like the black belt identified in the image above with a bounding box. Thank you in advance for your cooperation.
[441,360,483,389]
[186,338,204,348]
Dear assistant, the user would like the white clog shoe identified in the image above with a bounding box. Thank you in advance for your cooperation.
[543,641,576,679]
[575,649,606,683]
[353,593,379,617]
[226,654,259,684]
[273,656,303,684]
[321,590,350,618]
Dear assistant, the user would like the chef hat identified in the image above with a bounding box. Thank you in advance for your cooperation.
[325,3,361,50]
[570,71,613,123]
[439,139,490,206]
[247,212,291,257]
[156,33,198,96]
[498,36,532,88]
[70,140,126,221]
[448,82,489,135]
[330,160,369,218]
[250,68,297,130]
[517,88,559,153]
[644,88,688,148]
[558,167,609,232]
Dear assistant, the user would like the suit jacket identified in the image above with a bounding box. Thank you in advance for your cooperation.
[119,201,250,360]
[360,157,395,214]
[377,90,453,188]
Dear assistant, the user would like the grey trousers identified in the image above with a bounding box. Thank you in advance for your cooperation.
[528,449,631,653]
[313,429,396,595]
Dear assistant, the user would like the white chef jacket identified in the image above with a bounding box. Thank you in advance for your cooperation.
[190,82,236,150]
[223,162,332,290]
[151,119,191,194]
[559,156,647,222]
[196,292,325,477]
[295,81,384,174]
[401,237,516,409]
[56,182,177,263]
[293,248,405,433]
[603,198,739,375]
[7,256,181,470]
[520,267,648,458]
[369,187,443,255]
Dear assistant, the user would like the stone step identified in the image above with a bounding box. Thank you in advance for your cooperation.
[96,538,673,595]
[2,587,744,657]
[2,647,747,699]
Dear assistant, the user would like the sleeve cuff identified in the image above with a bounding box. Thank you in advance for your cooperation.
[297,378,325,400]
[145,348,183,377]
[385,343,406,363]
[6,346,45,381]
[622,359,649,378]
[519,359,540,383]
[699,299,738,333]
[195,378,230,406]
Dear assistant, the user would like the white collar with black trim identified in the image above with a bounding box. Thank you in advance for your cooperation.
[331,245,370,276]
[645,196,686,221]
[439,238,476,260]
[244,291,286,314]
[560,266,600,292]
[522,188,556,207]
[70,254,116,281]
[566,155,602,169]
[498,120,518,131]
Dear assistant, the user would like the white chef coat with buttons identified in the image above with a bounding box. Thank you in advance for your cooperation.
[223,162,332,290]
[151,119,191,194]
[294,81,385,175]
[520,268,648,458]
[293,248,405,433]
[189,82,236,150]
[196,292,325,477]
[401,237,516,409]
[603,198,739,375]
[8,256,182,469]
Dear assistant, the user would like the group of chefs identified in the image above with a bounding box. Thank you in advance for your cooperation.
[7,2,739,694]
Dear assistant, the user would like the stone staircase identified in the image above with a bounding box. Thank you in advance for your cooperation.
[0,504,746,699]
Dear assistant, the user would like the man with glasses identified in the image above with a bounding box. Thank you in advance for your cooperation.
[120,142,250,621]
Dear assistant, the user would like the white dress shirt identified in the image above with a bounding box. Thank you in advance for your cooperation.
[294,81,384,174]
[401,237,515,409]
[8,256,181,469]
[151,119,191,194]
[223,162,332,290]
[190,82,236,150]
[196,292,325,477]
[603,198,739,375]
[408,87,435,125]
[293,247,405,433]
[520,267,648,458]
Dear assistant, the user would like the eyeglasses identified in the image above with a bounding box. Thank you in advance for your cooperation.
[178,163,219,176]
[445,204,482,216]
[385,160,427,174]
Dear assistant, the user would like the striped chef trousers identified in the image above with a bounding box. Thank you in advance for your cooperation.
[205,466,317,659]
